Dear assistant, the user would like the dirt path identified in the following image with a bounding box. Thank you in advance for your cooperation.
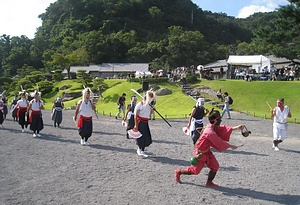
[0,110,299,205]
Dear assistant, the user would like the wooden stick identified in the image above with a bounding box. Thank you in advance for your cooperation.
[131,88,172,127]
[266,101,272,110]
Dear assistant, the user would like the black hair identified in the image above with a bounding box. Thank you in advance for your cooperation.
[208,109,221,123]
[278,98,284,104]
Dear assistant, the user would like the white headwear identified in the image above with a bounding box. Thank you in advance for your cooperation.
[82,87,93,100]
[144,90,156,105]
[196,98,205,107]
[34,90,42,98]
[131,96,137,103]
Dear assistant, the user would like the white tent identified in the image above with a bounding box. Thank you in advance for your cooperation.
[135,71,153,78]
[227,55,271,73]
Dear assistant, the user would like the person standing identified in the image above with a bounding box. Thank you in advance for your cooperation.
[1,93,8,120]
[221,92,231,119]
[115,93,126,119]
[124,96,137,139]
[149,100,156,120]
[51,96,64,128]
[216,89,223,102]
[28,91,44,137]
[174,109,245,187]
[15,92,29,132]
[74,87,96,145]
[0,98,4,128]
[187,98,209,144]
[10,95,19,121]
[270,98,292,151]
[181,71,187,86]
[220,67,224,79]
[133,90,156,157]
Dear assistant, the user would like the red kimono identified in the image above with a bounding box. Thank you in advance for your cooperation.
[188,124,233,174]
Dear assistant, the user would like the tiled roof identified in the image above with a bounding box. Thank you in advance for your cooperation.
[62,63,149,74]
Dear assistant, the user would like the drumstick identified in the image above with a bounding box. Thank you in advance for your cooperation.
[266,101,272,110]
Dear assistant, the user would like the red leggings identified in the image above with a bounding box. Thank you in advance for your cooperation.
[187,151,219,174]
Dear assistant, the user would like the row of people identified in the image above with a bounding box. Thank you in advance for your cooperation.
[0,88,292,188]
[0,92,64,136]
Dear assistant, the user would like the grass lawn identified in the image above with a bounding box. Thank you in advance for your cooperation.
[97,80,213,118]
[36,78,299,123]
[194,79,300,123]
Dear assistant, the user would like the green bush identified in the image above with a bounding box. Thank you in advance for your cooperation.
[39,81,54,94]
[186,74,198,84]
[127,77,168,83]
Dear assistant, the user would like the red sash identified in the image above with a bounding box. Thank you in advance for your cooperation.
[29,110,41,123]
[137,116,149,122]
[77,115,92,128]
[17,107,27,118]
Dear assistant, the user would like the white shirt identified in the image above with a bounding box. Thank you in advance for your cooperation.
[78,100,93,117]
[17,99,28,108]
[134,101,151,118]
[273,105,290,129]
[30,99,44,111]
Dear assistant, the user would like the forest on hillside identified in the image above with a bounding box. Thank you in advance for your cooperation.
[0,0,299,93]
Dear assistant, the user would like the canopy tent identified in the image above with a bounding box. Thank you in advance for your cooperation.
[227,55,271,73]
[135,71,153,78]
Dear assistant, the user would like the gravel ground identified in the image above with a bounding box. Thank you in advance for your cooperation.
[0,110,299,205]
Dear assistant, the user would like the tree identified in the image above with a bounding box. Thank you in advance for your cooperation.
[165,26,208,67]
[93,78,109,97]
[50,53,71,79]
[252,1,300,59]
[76,69,92,85]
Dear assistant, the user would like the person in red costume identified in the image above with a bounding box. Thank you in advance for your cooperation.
[174,109,245,187]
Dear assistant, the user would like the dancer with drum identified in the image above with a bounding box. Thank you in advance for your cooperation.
[175,109,245,187]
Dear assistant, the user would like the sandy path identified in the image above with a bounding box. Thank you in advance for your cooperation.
[0,110,299,205]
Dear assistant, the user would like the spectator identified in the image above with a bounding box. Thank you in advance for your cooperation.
[221,92,231,119]
[115,93,126,119]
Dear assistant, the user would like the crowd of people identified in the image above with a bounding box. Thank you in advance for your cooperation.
[233,64,299,81]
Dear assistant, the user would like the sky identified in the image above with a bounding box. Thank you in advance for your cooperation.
[0,0,290,39]
[192,0,289,18]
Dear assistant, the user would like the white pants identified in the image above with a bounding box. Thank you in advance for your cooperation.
[273,123,286,141]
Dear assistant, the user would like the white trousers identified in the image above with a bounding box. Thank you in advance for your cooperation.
[273,123,286,141]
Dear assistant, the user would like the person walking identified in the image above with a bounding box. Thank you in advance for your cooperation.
[10,95,19,121]
[1,93,8,120]
[186,98,209,144]
[270,98,292,151]
[124,96,137,139]
[51,96,64,128]
[0,98,4,128]
[221,92,231,119]
[133,90,156,157]
[28,91,44,137]
[74,87,96,145]
[14,92,29,132]
[115,93,126,119]
[174,109,245,187]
